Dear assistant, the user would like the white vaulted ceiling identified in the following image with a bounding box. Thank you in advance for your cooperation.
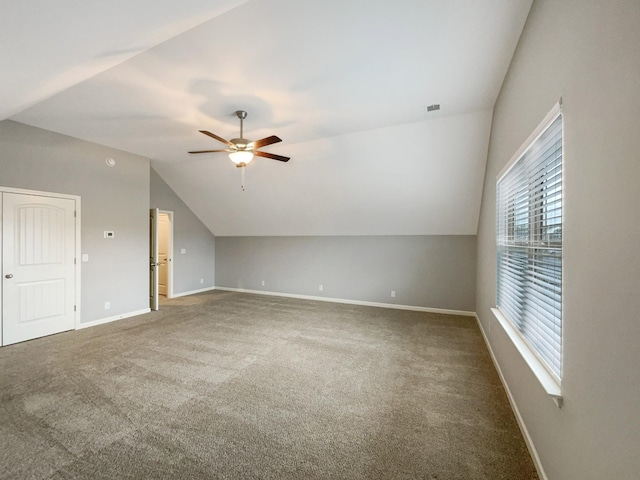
[2,0,533,236]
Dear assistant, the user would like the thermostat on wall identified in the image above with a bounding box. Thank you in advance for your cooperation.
[104,231,115,238]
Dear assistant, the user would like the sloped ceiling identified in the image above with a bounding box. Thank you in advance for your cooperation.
[3,0,533,236]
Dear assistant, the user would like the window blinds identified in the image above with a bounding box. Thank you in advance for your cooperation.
[497,113,563,381]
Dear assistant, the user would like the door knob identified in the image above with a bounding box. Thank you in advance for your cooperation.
[5,274,13,278]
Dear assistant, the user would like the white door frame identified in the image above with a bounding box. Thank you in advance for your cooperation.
[149,209,174,310]
[158,210,174,299]
[0,186,81,344]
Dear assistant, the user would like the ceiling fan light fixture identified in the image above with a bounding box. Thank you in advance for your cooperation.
[189,110,290,165]
[229,150,254,165]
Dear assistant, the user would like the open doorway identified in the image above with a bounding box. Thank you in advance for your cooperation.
[150,209,173,311]
[158,211,172,298]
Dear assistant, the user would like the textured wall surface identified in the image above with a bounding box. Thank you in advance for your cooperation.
[216,235,476,312]
[475,1,640,478]
[150,168,216,295]
[0,120,150,323]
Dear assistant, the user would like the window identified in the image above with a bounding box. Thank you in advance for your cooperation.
[496,104,563,385]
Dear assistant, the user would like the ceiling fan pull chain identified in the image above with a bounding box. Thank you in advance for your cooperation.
[240,165,246,191]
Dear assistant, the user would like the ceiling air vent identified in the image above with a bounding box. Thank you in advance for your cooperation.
[426,104,440,112]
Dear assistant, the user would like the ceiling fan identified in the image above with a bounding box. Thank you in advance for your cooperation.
[189,110,290,167]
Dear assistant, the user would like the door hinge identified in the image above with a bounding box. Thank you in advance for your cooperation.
[74,305,77,312]
[74,258,77,264]
[74,210,77,217]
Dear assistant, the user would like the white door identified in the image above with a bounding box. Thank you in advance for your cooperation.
[2,192,76,346]
[149,208,159,311]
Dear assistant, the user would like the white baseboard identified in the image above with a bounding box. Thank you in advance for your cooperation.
[474,314,549,480]
[77,308,151,329]
[214,286,475,317]
[170,286,216,298]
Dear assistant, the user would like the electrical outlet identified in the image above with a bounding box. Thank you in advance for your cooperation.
[200,278,204,284]
[104,301,111,310]
[261,280,265,286]
[391,290,396,298]
[319,284,323,291]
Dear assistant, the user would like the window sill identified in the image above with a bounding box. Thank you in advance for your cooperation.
[491,308,563,408]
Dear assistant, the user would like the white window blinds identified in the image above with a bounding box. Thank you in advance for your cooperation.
[497,111,563,381]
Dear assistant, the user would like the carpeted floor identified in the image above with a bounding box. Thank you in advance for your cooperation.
[0,291,538,479]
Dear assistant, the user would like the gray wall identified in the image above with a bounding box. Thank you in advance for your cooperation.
[0,120,150,323]
[150,168,215,294]
[475,1,640,479]
[216,235,476,312]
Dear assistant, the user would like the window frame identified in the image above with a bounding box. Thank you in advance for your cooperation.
[492,100,564,407]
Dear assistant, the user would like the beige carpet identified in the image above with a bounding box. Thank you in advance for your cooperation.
[0,291,538,479]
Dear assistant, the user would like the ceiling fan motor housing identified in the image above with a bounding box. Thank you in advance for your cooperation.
[230,138,252,150]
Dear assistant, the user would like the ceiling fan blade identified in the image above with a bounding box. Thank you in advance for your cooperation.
[252,135,282,149]
[188,149,232,154]
[254,150,290,162]
[199,130,233,147]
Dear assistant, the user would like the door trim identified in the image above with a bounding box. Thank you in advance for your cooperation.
[0,186,81,336]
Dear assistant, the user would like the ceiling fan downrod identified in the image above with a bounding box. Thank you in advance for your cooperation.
[236,110,247,140]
